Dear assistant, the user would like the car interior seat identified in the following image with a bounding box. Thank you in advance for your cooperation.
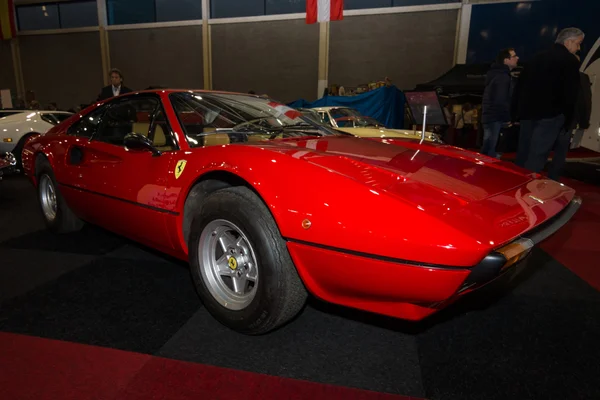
[203,133,230,147]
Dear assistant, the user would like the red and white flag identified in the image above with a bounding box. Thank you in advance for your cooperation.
[267,102,302,121]
[306,0,344,24]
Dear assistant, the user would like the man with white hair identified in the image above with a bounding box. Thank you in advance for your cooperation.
[514,27,584,180]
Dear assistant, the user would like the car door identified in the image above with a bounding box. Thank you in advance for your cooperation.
[65,95,180,251]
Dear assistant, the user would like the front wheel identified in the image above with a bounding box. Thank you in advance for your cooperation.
[188,186,307,335]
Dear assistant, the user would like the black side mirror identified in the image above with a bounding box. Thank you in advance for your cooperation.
[124,133,162,157]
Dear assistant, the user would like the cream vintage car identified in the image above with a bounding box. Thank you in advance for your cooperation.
[299,106,442,143]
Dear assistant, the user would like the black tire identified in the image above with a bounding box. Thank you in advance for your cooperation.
[36,157,84,233]
[188,186,307,335]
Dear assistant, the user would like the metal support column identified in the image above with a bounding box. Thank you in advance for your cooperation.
[97,0,110,86]
[317,21,330,99]
[202,0,212,90]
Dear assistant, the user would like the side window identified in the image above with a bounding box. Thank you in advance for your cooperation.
[94,98,158,146]
[320,112,331,125]
[67,107,105,138]
[150,108,177,151]
[94,97,178,151]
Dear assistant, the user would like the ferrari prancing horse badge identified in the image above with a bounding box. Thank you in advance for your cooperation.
[175,160,187,179]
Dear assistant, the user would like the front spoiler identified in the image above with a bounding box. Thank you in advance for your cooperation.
[460,196,582,292]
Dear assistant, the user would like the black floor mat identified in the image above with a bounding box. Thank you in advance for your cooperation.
[2,171,600,400]
[0,225,127,255]
[0,257,200,354]
[417,250,600,400]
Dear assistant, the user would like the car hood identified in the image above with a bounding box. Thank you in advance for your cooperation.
[336,127,437,141]
[266,136,533,204]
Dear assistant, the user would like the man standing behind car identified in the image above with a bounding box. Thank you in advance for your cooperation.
[515,28,584,180]
[480,48,519,158]
[97,68,133,101]
[570,54,593,149]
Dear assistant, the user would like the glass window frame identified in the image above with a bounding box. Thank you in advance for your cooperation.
[67,106,106,139]
[16,3,61,31]
[91,95,178,151]
[16,0,98,31]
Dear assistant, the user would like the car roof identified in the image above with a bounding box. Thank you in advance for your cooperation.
[118,88,257,97]
[90,89,269,107]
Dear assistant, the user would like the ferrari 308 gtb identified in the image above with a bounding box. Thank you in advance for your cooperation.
[21,89,581,334]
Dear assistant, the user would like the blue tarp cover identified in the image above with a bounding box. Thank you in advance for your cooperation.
[287,85,406,129]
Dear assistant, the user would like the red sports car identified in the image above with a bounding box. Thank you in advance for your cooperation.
[21,89,581,334]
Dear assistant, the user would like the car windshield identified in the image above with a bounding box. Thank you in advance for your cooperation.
[330,108,384,128]
[170,92,340,148]
[299,109,323,123]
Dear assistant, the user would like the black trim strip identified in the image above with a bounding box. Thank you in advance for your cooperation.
[524,196,582,245]
[58,182,179,216]
[285,238,471,271]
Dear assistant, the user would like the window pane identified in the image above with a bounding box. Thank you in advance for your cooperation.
[59,1,98,29]
[392,0,460,5]
[211,0,265,18]
[107,0,155,25]
[17,5,60,31]
[68,107,105,138]
[97,97,159,145]
[344,0,391,10]
[156,0,202,22]
[266,0,305,15]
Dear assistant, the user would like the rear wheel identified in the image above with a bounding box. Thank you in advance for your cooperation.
[188,186,307,335]
[36,157,84,233]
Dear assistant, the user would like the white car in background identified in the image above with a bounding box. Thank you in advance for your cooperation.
[0,110,72,168]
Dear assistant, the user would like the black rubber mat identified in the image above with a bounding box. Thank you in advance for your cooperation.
[1,175,599,400]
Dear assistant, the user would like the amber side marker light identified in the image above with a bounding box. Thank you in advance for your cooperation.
[497,238,535,270]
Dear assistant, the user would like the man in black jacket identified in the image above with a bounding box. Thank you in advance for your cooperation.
[97,68,133,101]
[515,27,584,180]
[480,48,519,157]
[570,55,593,148]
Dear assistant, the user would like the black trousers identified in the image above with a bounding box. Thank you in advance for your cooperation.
[516,114,569,181]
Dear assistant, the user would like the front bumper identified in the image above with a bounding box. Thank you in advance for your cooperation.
[285,196,582,321]
[458,196,582,293]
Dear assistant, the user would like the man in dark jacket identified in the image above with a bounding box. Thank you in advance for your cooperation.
[480,48,519,157]
[570,55,593,148]
[514,27,584,180]
[97,68,133,101]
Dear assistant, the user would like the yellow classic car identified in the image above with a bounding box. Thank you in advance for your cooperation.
[299,106,442,143]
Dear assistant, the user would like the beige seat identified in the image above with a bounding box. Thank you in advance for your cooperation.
[153,125,174,151]
[247,134,271,142]
[131,122,173,151]
[132,122,150,137]
[204,133,230,147]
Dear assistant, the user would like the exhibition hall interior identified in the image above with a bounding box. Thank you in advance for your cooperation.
[1,0,600,399]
